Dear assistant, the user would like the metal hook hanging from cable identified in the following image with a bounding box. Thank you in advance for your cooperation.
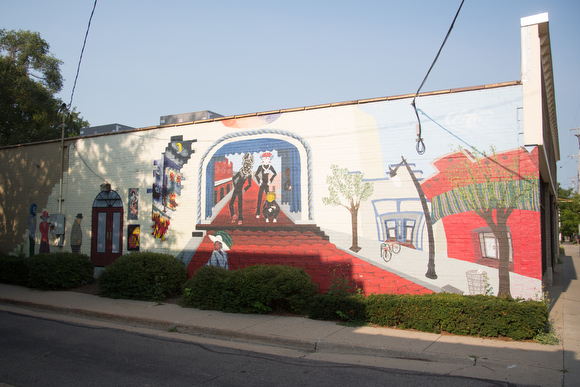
[411,0,465,155]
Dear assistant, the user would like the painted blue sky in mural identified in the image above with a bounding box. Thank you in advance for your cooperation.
[360,85,524,177]
[2,1,578,189]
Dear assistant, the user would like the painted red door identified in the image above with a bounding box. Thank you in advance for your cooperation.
[91,206,123,266]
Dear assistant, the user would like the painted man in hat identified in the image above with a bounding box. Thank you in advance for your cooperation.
[229,153,253,225]
[254,152,277,218]
[71,213,83,253]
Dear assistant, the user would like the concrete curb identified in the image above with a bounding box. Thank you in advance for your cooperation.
[0,280,568,387]
[0,297,319,351]
[0,295,545,368]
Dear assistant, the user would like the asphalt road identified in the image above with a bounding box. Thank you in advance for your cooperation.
[0,310,521,387]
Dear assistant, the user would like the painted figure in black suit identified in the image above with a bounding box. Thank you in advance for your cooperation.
[229,153,253,225]
[254,152,277,218]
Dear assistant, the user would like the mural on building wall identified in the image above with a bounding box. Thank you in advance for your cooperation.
[151,136,195,241]
[1,74,554,301]
[186,131,435,296]
[128,188,139,220]
[183,123,541,299]
[22,83,538,298]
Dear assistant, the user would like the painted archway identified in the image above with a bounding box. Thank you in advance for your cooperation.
[197,129,313,224]
[91,188,124,266]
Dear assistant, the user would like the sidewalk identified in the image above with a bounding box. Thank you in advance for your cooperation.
[1,244,579,386]
[557,242,580,386]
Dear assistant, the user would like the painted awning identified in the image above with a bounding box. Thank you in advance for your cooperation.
[430,178,540,223]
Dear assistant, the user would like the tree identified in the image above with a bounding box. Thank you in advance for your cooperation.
[322,164,374,252]
[425,147,539,297]
[558,184,580,241]
[0,29,88,146]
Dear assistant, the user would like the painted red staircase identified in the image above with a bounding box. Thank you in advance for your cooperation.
[190,176,432,295]
[187,229,432,295]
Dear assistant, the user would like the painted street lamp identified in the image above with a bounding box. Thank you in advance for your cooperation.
[389,156,437,279]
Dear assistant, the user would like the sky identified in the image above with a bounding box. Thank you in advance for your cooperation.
[2,1,580,190]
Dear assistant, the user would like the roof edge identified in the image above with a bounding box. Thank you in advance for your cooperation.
[157,80,522,128]
[0,81,522,149]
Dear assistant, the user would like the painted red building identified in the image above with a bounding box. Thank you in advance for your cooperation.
[421,147,542,280]
[213,159,233,205]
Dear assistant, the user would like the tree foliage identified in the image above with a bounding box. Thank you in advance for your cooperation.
[322,164,374,252]
[558,184,580,240]
[322,164,374,209]
[0,29,88,146]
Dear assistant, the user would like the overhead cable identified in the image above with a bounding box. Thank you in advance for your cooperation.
[68,0,98,109]
[411,0,465,155]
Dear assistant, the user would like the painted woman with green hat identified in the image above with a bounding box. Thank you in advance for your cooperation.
[206,231,233,269]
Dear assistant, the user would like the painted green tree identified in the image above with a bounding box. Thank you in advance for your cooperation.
[322,164,374,253]
[430,148,539,297]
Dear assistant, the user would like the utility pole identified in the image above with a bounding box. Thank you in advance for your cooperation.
[59,103,67,213]
[572,127,580,193]
[569,177,577,193]
[573,127,580,244]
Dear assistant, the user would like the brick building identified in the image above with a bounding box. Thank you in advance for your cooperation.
[0,14,559,299]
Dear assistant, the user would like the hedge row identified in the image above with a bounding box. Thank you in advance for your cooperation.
[181,264,318,315]
[0,252,548,341]
[183,265,547,340]
[0,251,186,302]
[312,292,548,340]
[98,252,187,301]
[0,252,94,290]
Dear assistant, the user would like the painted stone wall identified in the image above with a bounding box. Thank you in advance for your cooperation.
[4,82,544,299]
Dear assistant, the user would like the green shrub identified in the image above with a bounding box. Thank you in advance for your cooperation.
[0,254,31,286]
[27,253,94,290]
[364,293,548,340]
[98,252,187,301]
[309,293,366,322]
[181,265,229,310]
[182,264,318,315]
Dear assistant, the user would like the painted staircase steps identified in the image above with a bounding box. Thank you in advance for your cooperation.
[187,229,432,295]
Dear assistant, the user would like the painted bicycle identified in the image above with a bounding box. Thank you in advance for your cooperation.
[380,240,401,262]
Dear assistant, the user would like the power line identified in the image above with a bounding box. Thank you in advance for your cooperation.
[68,0,98,109]
[70,143,107,183]
[411,0,465,155]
